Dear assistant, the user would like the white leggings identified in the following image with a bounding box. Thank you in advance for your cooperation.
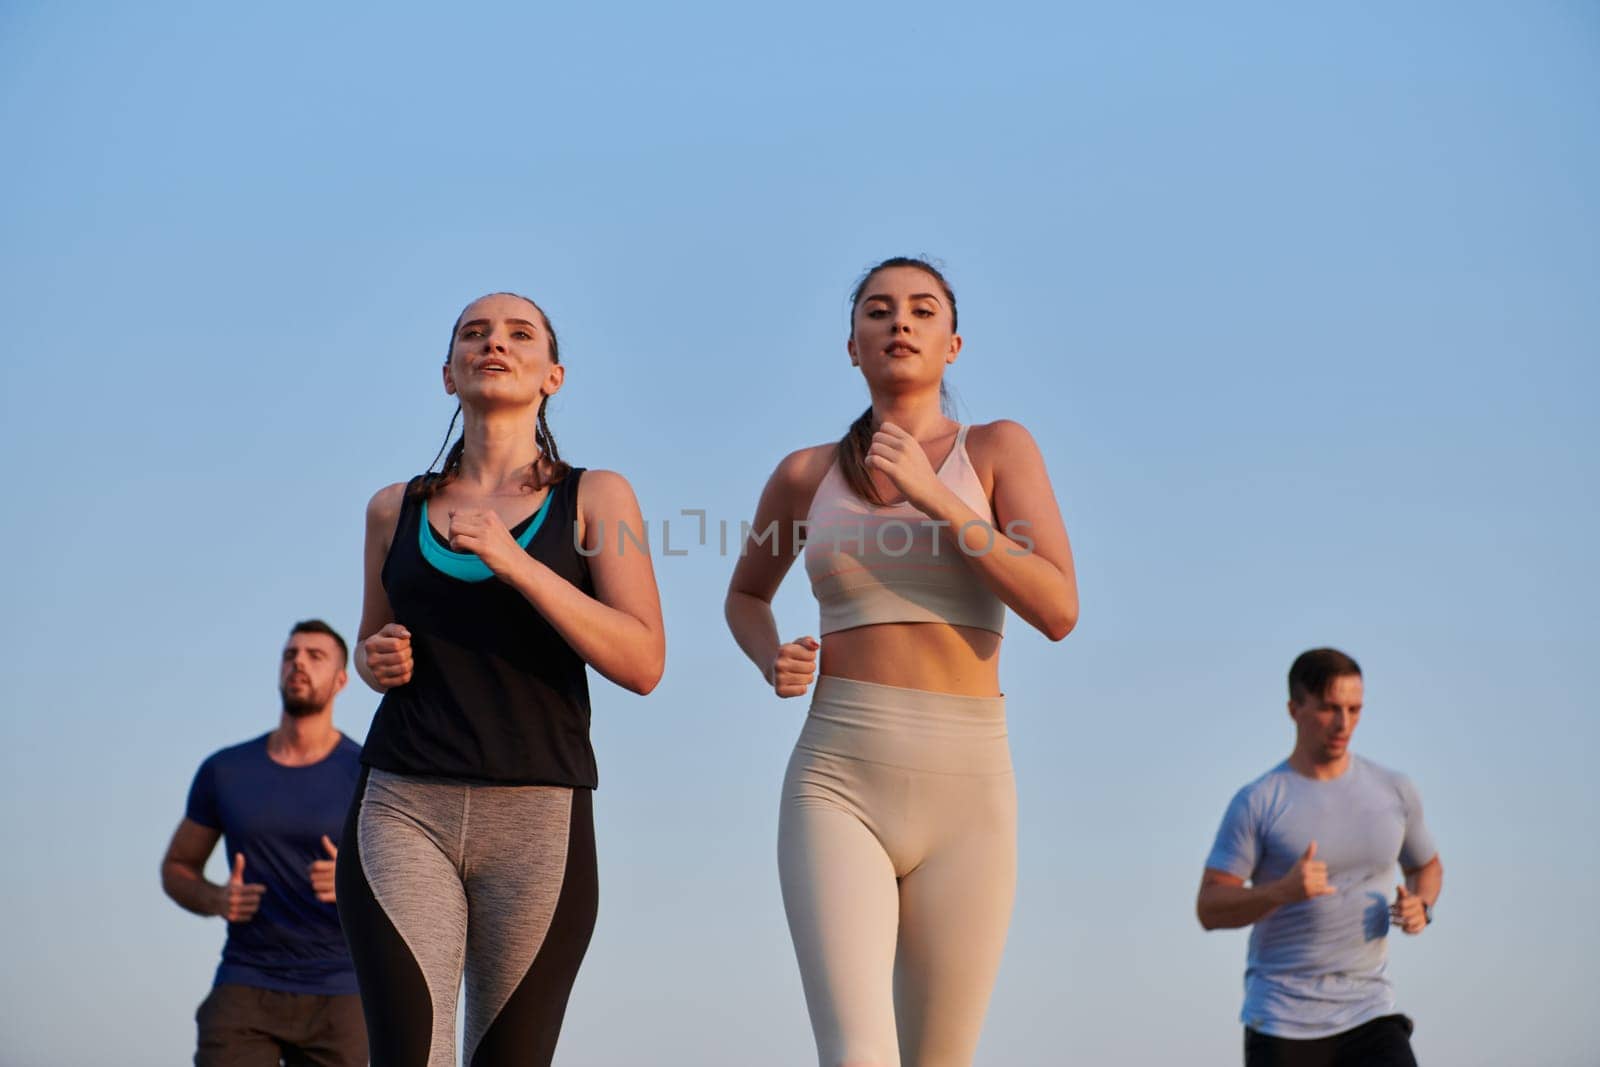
[778,676,1017,1067]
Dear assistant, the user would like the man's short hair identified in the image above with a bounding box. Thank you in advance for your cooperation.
[1288,647,1362,704]
[289,619,349,666]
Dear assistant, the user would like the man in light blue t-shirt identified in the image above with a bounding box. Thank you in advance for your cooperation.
[1197,648,1443,1067]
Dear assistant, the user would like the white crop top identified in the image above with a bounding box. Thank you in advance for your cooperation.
[803,425,1007,636]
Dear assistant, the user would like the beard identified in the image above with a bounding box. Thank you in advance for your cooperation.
[280,681,326,718]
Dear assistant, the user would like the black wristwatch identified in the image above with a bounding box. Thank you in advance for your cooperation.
[1422,901,1434,925]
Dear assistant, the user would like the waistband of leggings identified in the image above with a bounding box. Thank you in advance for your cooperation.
[796,675,1011,774]
[365,767,576,793]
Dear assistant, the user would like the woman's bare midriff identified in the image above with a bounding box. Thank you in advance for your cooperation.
[818,622,1002,697]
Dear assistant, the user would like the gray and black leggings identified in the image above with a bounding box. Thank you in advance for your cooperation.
[335,768,598,1067]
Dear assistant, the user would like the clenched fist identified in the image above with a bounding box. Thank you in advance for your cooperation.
[446,508,525,579]
[1390,884,1427,934]
[363,623,413,690]
[864,421,945,511]
[769,637,820,698]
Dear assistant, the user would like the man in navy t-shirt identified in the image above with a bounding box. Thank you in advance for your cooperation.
[161,620,368,1067]
[1195,648,1444,1067]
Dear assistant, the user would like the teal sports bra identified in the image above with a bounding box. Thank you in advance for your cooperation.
[418,492,554,582]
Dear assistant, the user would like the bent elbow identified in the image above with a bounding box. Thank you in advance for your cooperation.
[1044,605,1079,642]
[159,862,186,906]
[627,648,666,696]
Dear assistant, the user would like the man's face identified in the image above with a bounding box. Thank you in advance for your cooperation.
[279,633,347,717]
[1290,673,1363,763]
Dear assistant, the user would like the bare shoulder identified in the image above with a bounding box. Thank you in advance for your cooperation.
[967,419,1039,453]
[367,481,409,524]
[575,468,639,513]
[966,419,1043,477]
[728,443,837,585]
[771,442,837,497]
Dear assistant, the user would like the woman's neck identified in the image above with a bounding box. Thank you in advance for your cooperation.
[457,408,543,492]
[870,389,953,439]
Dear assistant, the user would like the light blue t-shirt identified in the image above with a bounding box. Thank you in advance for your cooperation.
[1205,755,1437,1039]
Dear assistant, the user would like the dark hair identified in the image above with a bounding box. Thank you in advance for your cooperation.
[289,619,349,666]
[1288,648,1362,704]
[415,292,572,500]
[837,257,959,505]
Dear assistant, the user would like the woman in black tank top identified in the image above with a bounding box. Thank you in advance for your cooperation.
[335,292,665,1066]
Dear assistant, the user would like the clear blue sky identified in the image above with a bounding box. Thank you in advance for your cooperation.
[2,2,1596,1064]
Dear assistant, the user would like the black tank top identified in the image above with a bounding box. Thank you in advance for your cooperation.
[360,470,599,787]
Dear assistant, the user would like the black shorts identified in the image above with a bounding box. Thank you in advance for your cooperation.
[1245,1014,1416,1067]
[194,983,367,1067]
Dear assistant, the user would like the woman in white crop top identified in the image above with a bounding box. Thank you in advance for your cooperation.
[726,257,1078,1066]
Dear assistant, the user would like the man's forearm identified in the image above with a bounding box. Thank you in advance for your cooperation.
[1407,857,1443,907]
[162,862,220,917]
[1198,882,1286,930]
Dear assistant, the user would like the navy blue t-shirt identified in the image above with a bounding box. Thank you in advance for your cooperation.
[185,732,363,995]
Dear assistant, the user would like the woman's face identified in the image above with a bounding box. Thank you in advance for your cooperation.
[846,266,962,393]
[443,293,562,408]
